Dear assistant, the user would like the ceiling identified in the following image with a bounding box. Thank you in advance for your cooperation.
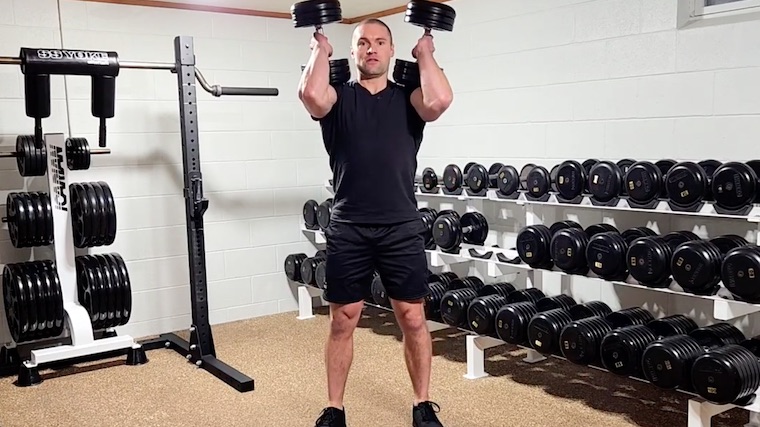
[152,0,414,19]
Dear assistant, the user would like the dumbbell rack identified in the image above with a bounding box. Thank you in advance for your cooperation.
[0,133,144,385]
[292,177,760,427]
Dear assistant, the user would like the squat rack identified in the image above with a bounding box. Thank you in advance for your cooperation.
[0,35,278,392]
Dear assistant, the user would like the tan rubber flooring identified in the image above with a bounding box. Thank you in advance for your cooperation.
[0,306,750,427]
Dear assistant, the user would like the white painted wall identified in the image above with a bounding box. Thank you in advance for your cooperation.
[2,0,760,342]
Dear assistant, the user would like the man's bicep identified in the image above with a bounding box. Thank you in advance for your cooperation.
[307,85,338,120]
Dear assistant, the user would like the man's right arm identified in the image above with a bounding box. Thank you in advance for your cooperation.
[298,36,337,119]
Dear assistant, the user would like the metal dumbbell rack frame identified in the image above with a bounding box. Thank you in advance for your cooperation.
[0,36,279,392]
[294,178,760,427]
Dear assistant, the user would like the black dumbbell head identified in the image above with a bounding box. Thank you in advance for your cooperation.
[291,0,342,28]
[404,0,456,32]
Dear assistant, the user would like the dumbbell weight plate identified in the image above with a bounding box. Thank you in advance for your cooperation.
[465,164,489,193]
[549,164,559,192]
[404,0,456,32]
[421,167,438,191]
[496,165,520,196]
[394,59,419,88]
[488,163,503,188]
[555,160,585,200]
[588,161,623,202]
[70,184,92,248]
[442,164,463,192]
[461,212,488,245]
[317,199,332,231]
[625,161,663,204]
[665,162,708,208]
[303,200,319,229]
[526,165,551,198]
[519,164,534,191]
[66,137,91,170]
[285,253,308,281]
[616,158,636,175]
[290,0,342,27]
[329,59,350,86]
[655,159,677,177]
[432,214,462,251]
[711,162,758,211]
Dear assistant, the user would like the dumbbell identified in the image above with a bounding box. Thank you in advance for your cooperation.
[303,199,319,230]
[494,164,521,198]
[587,160,625,204]
[691,337,760,405]
[585,226,657,282]
[641,322,745,392]
[371,274,390,307]
[317,198,332,231]
[624,161,668,207]
[626,231,701,288]
[559,307,663,366]
[664,161,712,211]
[284,253,308,282]
[439,276,484,327]
[554,160,588,201]
[0,136,110,176]
[492,288,547,345]
[300,250,326,287]
[424,272,458,321]
[292,0,350,86]
[463,162,504,194]
[419,207,438,249]
[528,299,611,356]
[524,164,555,199]
[516,220,583,269]
[432,211,488,253]
[441,162,477,193]
[671,234,750,295]
[710,160,760,214]
[722,244,760,302]
[465,282,516,335]
[416,167,439,192]
[394,0,456,89]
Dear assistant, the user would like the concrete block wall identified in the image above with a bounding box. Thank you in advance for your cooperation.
[0,0,351,339]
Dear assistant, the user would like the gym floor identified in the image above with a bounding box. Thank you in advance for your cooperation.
[0,306,748,427]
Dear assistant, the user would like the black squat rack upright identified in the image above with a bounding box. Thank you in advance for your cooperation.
[0,35,279,392]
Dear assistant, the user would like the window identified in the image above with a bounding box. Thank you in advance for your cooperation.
[679,0,760,27]
[695,0,760,16]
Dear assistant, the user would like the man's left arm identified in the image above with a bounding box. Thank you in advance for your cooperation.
[410,37,453,122]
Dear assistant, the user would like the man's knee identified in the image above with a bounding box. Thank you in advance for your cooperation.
[393,299,428,333]
[329,301,363,337]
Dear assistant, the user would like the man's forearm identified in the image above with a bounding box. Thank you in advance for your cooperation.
[299,46,331,101]
[416,51,453,111]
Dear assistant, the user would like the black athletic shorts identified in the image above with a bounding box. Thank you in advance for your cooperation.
[323,218,429,304]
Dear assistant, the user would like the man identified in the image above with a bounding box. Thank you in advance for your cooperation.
[298,17,453,427]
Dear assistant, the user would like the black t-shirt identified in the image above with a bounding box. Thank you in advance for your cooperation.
[315,80,425,225]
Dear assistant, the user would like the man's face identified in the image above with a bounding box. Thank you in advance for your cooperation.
[351,23,394,79]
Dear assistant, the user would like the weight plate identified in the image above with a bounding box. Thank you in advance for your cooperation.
[655,159,677,177]
[432,214,461,251]
[461,212,488,245]
[303,200,319,228]
[3,265,24,342]
[290,0,342,27]
[588,161,623,202]
[285,253,307,281]
[549,164,559,192]
[91,183,108,247]
[625,161,663,204]
[496,165,519,196]
[518,164,534,191]
[404,0,456,31]
[95,254,117,328]
[70,184,90,248]
[316,199,332,231]
[488,163,503,188]
[66,137,91,170]
[20,194,37,247]
[442,164,462,192]
[526,165,551,198]
[421,167,438,191]
[36,261,54,334]
[466,164,488,193]
[98,182,117,245]
[665,162,707,208]
[556,160,585,200]
[711,162,758,211]
[86,183,105,247]
[616,158,636,175]
[41,261,64,336]
[107,253,131,325]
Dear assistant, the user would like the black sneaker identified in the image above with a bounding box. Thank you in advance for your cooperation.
[315,407,346,427]
[413,401,443,427]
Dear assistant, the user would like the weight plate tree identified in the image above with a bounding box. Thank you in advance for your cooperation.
[293,0,350,86]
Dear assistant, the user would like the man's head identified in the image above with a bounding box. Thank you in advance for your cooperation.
[351,18,394,79]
